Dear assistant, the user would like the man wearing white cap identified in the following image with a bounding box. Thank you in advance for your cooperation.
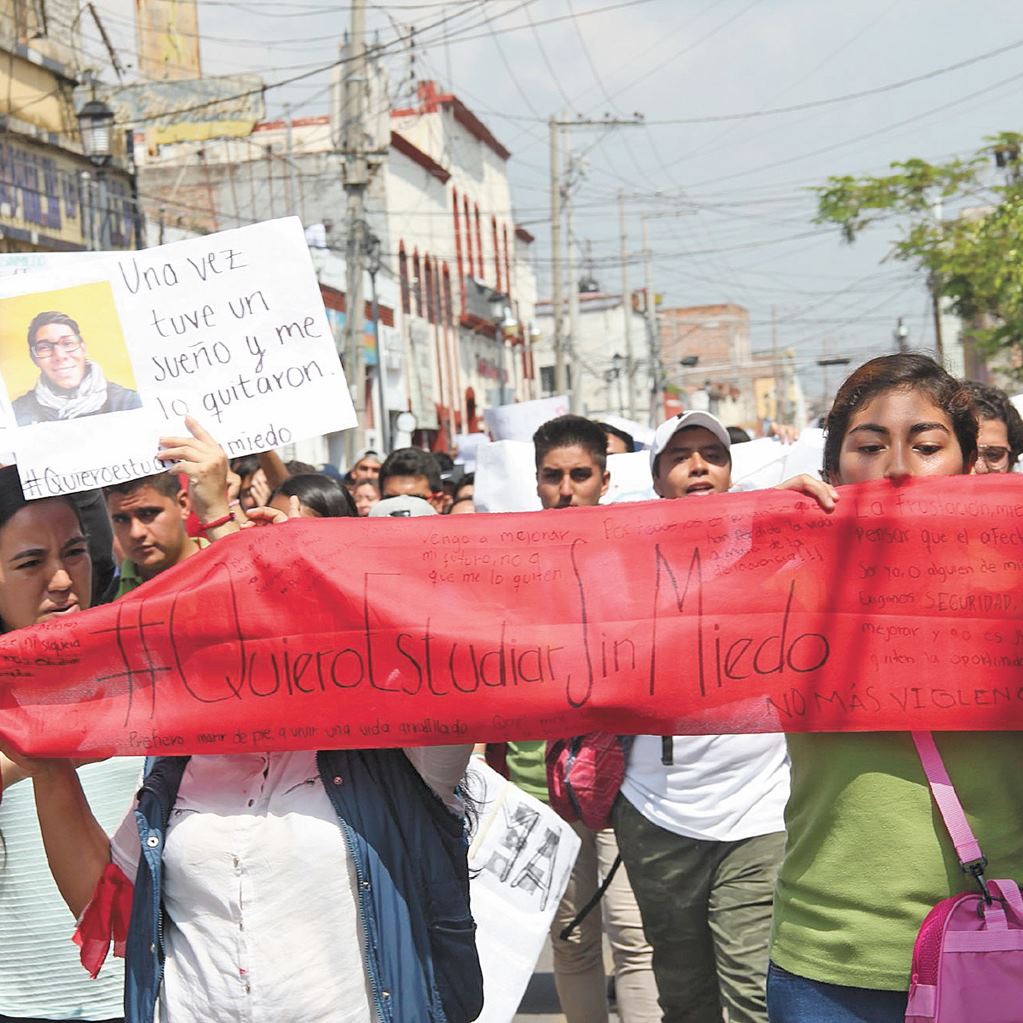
[648,410,733,499]
[611,410,789,1023]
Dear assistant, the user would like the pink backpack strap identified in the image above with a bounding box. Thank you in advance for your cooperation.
[911,731,990,899]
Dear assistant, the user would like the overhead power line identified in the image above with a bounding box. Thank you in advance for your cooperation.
[477,34,1023,127]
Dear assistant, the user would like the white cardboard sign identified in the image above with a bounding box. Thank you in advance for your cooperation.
[467,759,581,1023]
[483,395,570,443]
[0,218,355,497]
[474,441,656,513]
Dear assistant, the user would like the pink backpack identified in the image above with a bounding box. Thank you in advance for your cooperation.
[905,731,1023,1023]
[546,734,634,831]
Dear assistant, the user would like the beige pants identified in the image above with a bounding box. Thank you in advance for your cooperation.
[549,822,660,1023]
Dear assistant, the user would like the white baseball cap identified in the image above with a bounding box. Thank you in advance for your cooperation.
[368,495,438,518]
[649,411,731,472]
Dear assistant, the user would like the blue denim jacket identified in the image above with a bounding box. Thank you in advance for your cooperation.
[123,750,483,1023]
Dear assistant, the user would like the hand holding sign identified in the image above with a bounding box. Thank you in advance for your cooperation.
[157,416,232,525]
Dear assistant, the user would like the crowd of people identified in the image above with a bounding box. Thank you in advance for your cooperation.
[0,352,1020,1023]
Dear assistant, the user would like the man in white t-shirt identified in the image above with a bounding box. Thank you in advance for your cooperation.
[612,410,789,1023]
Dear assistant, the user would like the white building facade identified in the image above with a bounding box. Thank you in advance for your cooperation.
[534,290,651,421]
[136,77,537,460]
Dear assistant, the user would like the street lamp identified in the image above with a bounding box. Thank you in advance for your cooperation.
[604,351,626,415]
[487,290,517,405]
[816,356,851,412]
[77,97,116,252]
[77,97,115,165]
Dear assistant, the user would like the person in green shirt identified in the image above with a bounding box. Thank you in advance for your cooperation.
[495,416,659,1023]
[768,353,1023,1022]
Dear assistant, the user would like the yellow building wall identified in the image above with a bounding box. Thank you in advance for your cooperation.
[0,51,74,136]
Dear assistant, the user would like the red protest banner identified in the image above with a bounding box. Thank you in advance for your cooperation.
[1,476,1021,757]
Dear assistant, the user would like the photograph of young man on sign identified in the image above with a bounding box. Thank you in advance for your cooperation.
[0,282,142,426]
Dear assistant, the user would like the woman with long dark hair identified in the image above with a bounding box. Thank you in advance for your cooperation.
[0,466,138,1023]
[768,354,1023,1022]
[4,440,482,1023]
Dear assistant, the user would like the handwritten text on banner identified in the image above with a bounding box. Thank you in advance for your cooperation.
[1,476,1021,756]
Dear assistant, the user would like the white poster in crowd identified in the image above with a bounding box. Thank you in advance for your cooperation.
[453,431,490,472]
[467,759,581,1023]
[0,217,355,498]
[730,429,826,490]
[484,394,569,442]
[475,440,540,513]
[603,449,657,503]
[598,412,654,450]
[475,440,655,513]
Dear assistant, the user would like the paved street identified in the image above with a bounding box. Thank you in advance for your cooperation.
[513,941,621,1023]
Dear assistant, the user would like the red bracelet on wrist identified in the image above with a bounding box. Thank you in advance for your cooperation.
[199,512,233,532]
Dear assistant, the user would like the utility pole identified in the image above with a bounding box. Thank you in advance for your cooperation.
[771,304,782,423]
[929,197,946,367]
[642,216,662,425]
[284,102,298,218]
[930,278,946,366]
[637,203,691,426]
[894,316,909,353]
[565,138,581,412]
[618,190,635,419]
[342,0,369,467]
[549,114,644,406]
[549,117,565,396]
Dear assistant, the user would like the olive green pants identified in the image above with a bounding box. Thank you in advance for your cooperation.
[613,796,785,1023]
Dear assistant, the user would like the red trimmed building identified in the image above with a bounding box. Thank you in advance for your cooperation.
[386,82,537,449]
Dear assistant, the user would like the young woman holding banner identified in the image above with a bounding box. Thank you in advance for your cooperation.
[4,421,483,1023]
[767,353,1023,1022]
[0,467,139,1023]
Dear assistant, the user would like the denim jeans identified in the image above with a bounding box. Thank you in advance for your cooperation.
[766,963,908,1023]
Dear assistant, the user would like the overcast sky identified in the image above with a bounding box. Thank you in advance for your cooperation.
[86,0,1023,398]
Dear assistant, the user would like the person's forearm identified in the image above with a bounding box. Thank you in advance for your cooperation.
[31,763,111,917]
[258,450,291,490]
[0,752,32,789]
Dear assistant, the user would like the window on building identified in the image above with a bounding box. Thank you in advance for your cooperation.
[492,216,502,293]
[463,196,474,280]
[412,250,422,317]
[424,256,436,324]
[452,189,465,307]
[398,244,410,315]
[539,365,571,395]
[442,263,454,326]
[503,225,512,301]
[474,204,484,279]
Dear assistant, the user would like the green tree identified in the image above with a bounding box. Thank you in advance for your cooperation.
[812,133,1023,371]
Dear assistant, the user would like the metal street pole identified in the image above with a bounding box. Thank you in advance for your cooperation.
[619,190,635,419]
[642,217,662,425]
[367,236,389,454]
[342,0,369,468]
[565,138,581,412]
[284,102,298,218]
[549,116,565,396]
[548,115,644,405]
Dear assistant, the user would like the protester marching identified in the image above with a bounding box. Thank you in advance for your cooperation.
[0,186,1020,1023]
